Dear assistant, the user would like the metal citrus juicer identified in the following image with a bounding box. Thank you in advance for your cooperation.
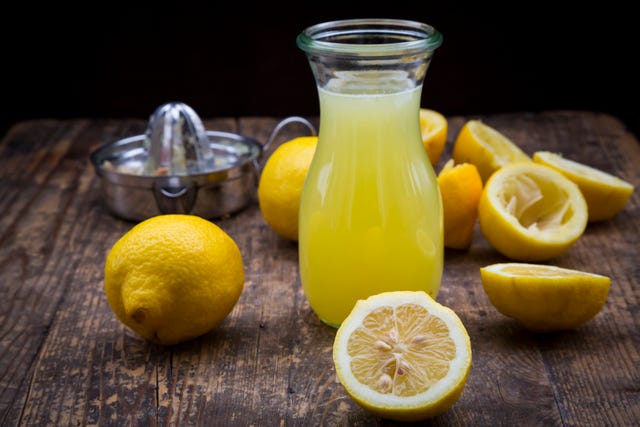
[90,102,315,221]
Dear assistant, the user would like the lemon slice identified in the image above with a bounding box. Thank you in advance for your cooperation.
[532,151,634,222]
[478,162,588,261]
[437,159,483,250]
[333,291,472,422]
[480,263,610,332]
[419,108,448,166]
[452,120,531,183]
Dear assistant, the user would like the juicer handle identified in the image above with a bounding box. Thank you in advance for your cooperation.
[153,178,198,215]
[254,116,317,175]
[263,116,317,153]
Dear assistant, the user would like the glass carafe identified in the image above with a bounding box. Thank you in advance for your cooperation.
[296,19,444,327]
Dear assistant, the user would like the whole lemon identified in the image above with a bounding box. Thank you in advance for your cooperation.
[104,214,244,345]
[257,136,317,241]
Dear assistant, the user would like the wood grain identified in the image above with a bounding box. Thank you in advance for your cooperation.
[0,112,638,426]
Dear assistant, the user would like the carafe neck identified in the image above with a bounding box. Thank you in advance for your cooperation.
[297,19,442,95]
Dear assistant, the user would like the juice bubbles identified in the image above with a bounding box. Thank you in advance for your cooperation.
[299,84,443,327]
[297,19,444,327]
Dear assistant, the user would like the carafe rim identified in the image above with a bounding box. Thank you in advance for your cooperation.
[296,18,442,57]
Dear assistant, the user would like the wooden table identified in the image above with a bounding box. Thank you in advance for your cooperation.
[1,112,638,426]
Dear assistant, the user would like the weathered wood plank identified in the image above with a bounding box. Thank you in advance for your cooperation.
[0,112,637,426]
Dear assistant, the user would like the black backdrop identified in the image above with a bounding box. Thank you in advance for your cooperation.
[2,3,637,139]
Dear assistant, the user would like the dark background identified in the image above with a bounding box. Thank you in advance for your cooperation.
[2,3,637,139]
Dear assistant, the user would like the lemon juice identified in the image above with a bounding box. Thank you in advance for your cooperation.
[299,85,444,327]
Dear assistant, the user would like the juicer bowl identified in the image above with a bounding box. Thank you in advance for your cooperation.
[90,102,316,221]
[90,101,316,222]
[90,130,263,221]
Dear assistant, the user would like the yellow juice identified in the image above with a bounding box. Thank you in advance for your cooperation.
[299,85,444,327]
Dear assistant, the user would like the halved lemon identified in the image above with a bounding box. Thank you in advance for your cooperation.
[419,108,448,167]
[452,120,531,183]
[478,162,588,261]
[533,151,634,222]
[437,159,483,250]
[480,263,610,332]
[333,291,472,422]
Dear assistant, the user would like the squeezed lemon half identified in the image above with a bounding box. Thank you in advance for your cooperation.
[533,151,634,222]
[478,162,588,261]
[452,119,531,183]
[333,291,472,422]
[480,263,610,332]
[419,108,448,167]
